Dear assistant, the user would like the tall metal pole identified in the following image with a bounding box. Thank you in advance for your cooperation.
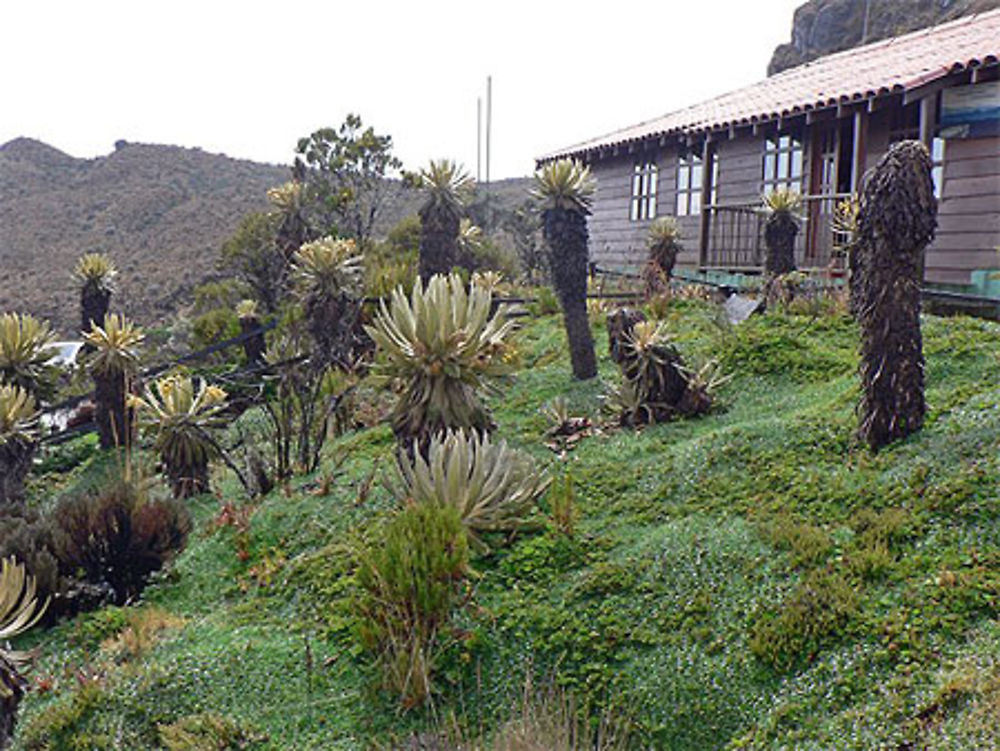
[477,97,482,182]
[486,75,492,188]
[861,0,872,44]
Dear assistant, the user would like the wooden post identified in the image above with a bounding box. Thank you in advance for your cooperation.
[919,94,937,148]
[851,109,868,192]
[699,136,713,268]
[917,94,938,285]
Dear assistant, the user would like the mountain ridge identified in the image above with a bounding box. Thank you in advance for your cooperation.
[0,138,290,335]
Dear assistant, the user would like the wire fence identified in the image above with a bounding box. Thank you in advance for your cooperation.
[38,274,997,446]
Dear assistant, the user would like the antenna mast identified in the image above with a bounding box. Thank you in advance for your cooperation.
[485,75,492,189]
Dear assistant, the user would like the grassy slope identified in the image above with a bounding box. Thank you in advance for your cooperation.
[12,301,1000,750]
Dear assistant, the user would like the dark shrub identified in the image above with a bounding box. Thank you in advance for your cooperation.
[52,472,192,605]
[0,511,62,618]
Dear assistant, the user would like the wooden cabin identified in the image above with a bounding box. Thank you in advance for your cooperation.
[539,10,1000,292]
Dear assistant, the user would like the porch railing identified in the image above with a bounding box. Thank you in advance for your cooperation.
[701,193,850,271]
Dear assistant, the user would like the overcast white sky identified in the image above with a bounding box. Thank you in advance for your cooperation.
[1,0,805,179]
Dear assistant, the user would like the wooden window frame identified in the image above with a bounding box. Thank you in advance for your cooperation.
[762,133,803,194]
[630,160,658,221]
[676,151,704,217]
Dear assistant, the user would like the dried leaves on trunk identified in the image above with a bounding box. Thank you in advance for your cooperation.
[543,207,597,380]
[853,140,937,451]
[418,208,460,284]
[764,212,799,275]
[607,308,717,426]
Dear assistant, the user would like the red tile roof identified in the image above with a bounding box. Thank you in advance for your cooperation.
[540,8,1000,162]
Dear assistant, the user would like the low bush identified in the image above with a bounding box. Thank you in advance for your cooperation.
[718,313,856,383]
[527,286,560,316]
[356,502,470,709]
[159,712,266,750]
[53,469,192,605]
[749,568,858,670]
[0,511,61,617]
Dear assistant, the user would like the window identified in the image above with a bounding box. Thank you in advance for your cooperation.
[889,103,945,198]
[763,134,803,194]
[630,161,658,221]
[931,136,945,198]
[676,152,703,217]
[710,154,719,207]
[675,150,718,215]
[889,103,920,144]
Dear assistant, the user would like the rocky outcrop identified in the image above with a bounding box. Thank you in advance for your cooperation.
[769,0,1000,75]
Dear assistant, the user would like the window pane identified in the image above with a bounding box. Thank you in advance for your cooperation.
[649,194,657,219]
[778,151,789,179]
[764,154,776,181]
[691,163,703,188]
[677,164,688,191]
[677,193,688,217]
[690,191,702,216]
[779,135,791,149]
[632,173,641,197]
[631,198,639,221]
[791,179,802,193]
[649,170,658,196]
[791,149,803,178]
[932,137,945,162]
[932,166,943,198]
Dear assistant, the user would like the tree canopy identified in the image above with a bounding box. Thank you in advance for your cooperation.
[293,114,403,250]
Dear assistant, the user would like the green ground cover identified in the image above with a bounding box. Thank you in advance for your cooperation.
[11,301,1000,750]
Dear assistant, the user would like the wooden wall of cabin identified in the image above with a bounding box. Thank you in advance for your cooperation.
[927,136,1000,286]
[714,134,768,206]
[586,152,701,273]
[865,109,1000,285]
[584,113,998,284]
[586,154,647,271]
[585,135,769,273]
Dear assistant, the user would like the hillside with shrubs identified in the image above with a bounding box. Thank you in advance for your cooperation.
[2,132,1000,750]
[0,137,530,337]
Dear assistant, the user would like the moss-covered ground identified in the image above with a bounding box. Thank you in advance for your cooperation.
[12,300,1000,749]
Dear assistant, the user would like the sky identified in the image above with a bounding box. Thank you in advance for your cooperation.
[1,0,805,180]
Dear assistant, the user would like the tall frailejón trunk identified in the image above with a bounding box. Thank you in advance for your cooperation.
[0,440,35,510]
[764,212,798,275]
[543,207,597,380]
[418,207,460,284]
[167,457,209,499]
[80,283,111,337]
[854,140,937,451]
[239,316,266,366]
[305,293,362,370]
[94,370,132,450]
